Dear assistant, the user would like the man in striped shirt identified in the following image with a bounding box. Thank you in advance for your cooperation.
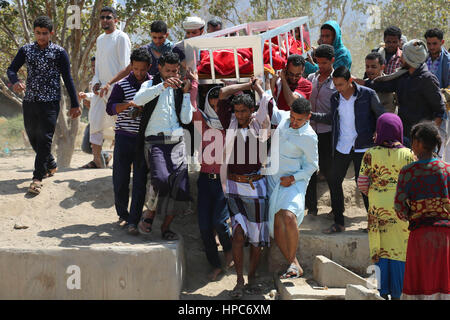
[106,48,152,235]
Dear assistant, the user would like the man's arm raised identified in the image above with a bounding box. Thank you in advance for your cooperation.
[218,80,252,100]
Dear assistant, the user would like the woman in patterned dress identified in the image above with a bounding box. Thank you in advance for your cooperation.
[395,122,450,300]
[358,113,415,299]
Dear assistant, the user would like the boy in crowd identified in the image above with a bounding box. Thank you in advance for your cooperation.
[305,21,352,76]
[78,56,112,164]
[7,16,80,194]
[311,66,385,234]
[102,20,183,94]
[106,48,152,235]
[364,52,396,113]
[424,28,449,89]
[304,44,336,216]
[373,26,403,75]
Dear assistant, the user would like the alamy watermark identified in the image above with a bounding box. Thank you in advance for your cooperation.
[66,265,81,290]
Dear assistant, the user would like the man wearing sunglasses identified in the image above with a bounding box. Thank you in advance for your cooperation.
[83,6,131,170]
[271,54,312,111]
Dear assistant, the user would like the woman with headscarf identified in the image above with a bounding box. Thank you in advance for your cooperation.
[357,113,416,300]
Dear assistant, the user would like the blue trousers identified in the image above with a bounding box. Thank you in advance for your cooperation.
[376,258,405,299]
[197,172,232,268]
[22,101,59,181]
[112,133,148,225]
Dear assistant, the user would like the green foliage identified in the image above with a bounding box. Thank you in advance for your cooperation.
[0,114,24,148]
[378,0,448,41]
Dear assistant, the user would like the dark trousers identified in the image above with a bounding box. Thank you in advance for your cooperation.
[112,133,148,225]
[305,132,333,212]
[22,101,59,181]
[197,172,232,268]
[330,149,369,226]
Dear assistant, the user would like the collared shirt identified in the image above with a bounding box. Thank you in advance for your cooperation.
[106,72,151,136]
[384,47,402,75]
[307,71,335,133]
[336,94,367,154]
[7,42,79,108]
[134,81,193,137]
[426,54,441,76]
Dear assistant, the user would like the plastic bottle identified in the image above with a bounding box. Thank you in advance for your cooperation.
[3,142,11,156]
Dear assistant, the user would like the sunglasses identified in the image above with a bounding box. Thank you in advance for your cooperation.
[100,15,113,20]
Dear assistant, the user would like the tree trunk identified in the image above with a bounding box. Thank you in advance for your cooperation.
[54,94,79,168]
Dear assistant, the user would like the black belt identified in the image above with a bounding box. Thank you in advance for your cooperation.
[145,134,182,144]
[201,172,220,180]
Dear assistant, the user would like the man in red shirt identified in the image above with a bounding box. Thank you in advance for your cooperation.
[271,54,312,111]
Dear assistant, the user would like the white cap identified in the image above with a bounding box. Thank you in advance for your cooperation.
[182,16,205,30]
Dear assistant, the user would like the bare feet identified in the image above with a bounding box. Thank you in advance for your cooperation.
[229,279,245,300]
[224,250,234,270]
[208,268,223,281]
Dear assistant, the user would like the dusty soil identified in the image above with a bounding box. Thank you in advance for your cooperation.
[0,150,366,300]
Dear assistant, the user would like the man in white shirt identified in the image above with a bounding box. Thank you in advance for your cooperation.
[133,52,193,240]
[82,6,131,170]
[311,66,385,234]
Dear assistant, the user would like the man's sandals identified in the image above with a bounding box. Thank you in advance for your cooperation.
[229,283,245,300]
[138,210,154,235]
[322,223,345,234]
[280,263,303,279]
[28,181,43,195]
[80,154,112,169]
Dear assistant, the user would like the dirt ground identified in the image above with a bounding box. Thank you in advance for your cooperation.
[0,150,367,300]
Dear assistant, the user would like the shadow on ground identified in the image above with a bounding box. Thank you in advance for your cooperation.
[0,178,31,195]
[53,176,115,209]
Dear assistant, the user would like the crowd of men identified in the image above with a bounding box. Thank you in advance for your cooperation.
[6,6,450,300]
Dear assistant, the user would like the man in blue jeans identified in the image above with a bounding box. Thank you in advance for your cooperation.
[7,16,81,195]
[311,66,385,234]
[106,48,151,234]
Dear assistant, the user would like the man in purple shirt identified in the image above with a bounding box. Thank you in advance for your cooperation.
[106,48,152,235]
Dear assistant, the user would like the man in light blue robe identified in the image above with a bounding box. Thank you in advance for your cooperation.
[255,81,318,278]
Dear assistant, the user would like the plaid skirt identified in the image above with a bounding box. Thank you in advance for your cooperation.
[226,178,270,247]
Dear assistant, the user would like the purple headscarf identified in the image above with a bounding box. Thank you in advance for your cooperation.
[375,113,404,148]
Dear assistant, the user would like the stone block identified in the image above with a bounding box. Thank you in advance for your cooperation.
[313,255,372,288]
[275,276,346,300]
[345,284,384,300]
[0,239,184,300]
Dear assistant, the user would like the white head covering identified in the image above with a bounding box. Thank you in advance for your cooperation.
[182,16,205,30]
[198,86,223,130]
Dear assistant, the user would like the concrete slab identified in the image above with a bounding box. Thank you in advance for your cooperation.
[313,255,372,289]
[0,240,185,300]
[274,276,346,300]
[269,231,371,276]
[345,284,384,300]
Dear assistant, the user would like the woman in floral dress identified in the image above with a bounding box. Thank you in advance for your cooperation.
[357,113,415,299]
